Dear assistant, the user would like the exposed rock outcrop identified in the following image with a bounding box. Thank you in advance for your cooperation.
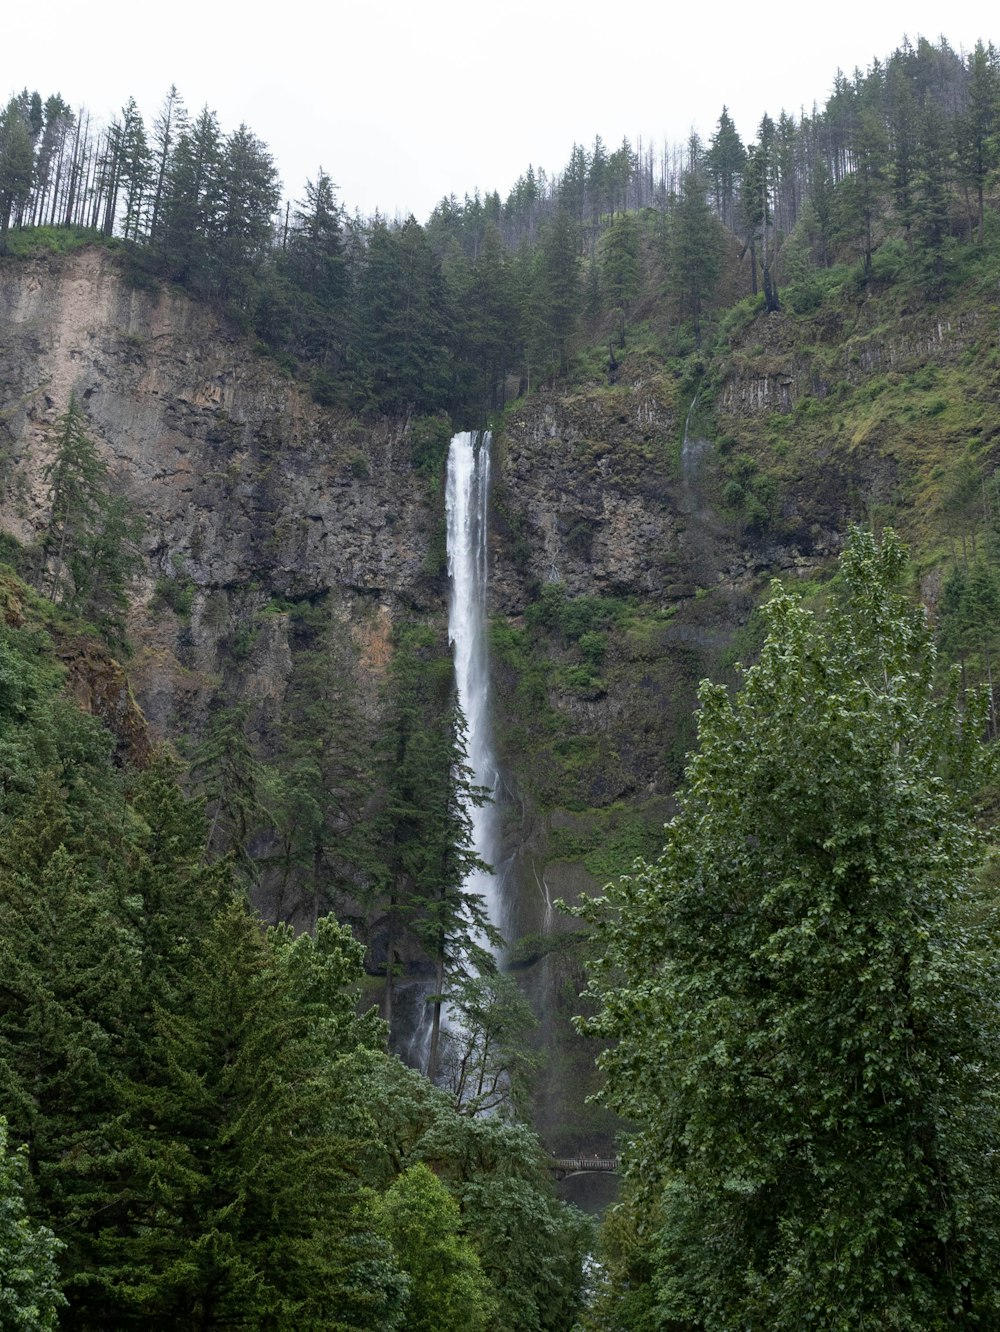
[0,249,441,740]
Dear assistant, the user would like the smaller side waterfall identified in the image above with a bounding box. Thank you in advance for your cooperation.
[446,429,505,942]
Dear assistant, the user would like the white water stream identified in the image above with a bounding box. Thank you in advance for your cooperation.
[445,429,505,943]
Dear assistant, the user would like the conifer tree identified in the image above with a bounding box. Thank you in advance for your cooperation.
[706,107,746,230]
[600,211,640,347]
[672,149,725,342]
[38,396,143,638]
[0,97,34,252]
[533,210,580,373]
[377,629,497,1058]
[98,906,400,1330]
[283,170,348,369]
[955,41,999,242]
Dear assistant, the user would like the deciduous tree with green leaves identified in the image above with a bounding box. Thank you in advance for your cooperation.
[577,528,1000,1329]
[374,1163,495,1332]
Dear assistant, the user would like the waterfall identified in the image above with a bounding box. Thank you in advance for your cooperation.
[445,429,505,943]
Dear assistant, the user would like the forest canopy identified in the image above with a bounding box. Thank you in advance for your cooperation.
[2,34,998,418]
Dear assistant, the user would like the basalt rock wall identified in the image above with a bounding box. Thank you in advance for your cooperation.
[0,249,442,744]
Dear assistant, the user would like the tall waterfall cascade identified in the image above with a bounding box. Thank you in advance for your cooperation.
[445,429,506,943]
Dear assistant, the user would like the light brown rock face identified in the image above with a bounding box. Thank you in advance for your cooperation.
[0,248,443,739]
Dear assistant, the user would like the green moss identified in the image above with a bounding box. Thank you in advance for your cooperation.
[524,584,628,641]
[545,802,666,884]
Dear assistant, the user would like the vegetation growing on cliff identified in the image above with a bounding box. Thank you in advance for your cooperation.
[33,395,143,644]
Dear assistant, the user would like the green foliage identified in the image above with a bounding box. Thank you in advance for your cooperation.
[0,224,102,256]
[0,1119,65,1330]
[546,804,665,883]
[262,593,384,928]
[98,908,397,1329]
[361,1056,592,1332]
[377,625,499,1067]
[671,154,725,341]
[0,97,34,253]
[438,971,540,1117]
[577,529,1000,1328]
[190,700,271,876]
[580,1191,660,1332]
[532,211,581,373]
[524,584,627,641]
[353,216,452,415]
[153,568,195,618]
[376,1164,495,1332]
[938,560,1000,663]
[410,412,455,480]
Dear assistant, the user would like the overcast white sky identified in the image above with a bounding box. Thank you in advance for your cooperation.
[5,2,995,222]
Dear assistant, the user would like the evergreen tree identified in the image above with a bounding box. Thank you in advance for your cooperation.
[836,108,888,277]
[94,906,401,1329]
[377,629,497,1062]
[913,100,952,287]
[147,85,185,243]
[117,99,151,242]
[533,210,580,374]
[955,41,999,242]
[29,94,73,228]
[600,212,640,347]
[264,600,382,930]
[283,170,348,370]
[0,787,141,1314]
[354,217,451,414]
[215,123,279,304]
[0,97,34,253]
[887,57,920,242]
[156,105,222,289]
[672,150,725,342]
[190,701,271,878]
[38,396,143,637]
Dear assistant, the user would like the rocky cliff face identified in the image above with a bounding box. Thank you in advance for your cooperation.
[0,248,776,1162]
[0,250,447,735]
